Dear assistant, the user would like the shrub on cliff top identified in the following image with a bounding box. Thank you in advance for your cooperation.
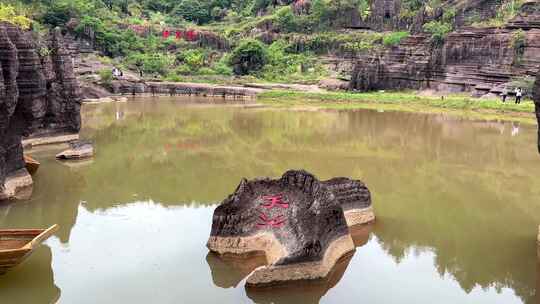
[383,31,410,47]
[423,20,452,45]
[99,68,113,85]
[229,39,268,75]
[0,5,32,29]
[511,29,526,64]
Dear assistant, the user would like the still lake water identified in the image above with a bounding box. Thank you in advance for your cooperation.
[1,96,540,304]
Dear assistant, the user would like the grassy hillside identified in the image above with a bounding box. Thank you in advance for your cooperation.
[0,0,527,85]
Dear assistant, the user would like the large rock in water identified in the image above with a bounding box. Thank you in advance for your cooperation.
[207,170,374,287]
[534,70,540,153]
[0,22,81,201]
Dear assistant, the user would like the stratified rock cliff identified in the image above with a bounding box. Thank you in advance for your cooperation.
[351,1,540,97]
[0,22,81,199]
[534,69,540,153]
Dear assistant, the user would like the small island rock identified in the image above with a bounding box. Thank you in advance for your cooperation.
[207,170,374,287]
[56,140,94,160]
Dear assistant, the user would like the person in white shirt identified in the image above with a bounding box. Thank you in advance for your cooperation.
[112,67,122,79]
[515,87,523,104]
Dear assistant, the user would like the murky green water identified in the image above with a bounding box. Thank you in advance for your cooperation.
[1,96,540,304]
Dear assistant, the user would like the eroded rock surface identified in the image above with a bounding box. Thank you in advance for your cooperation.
[534,69,540,153]
[0,23,81,200]
[350,2,540,97]
[207,170,374,287]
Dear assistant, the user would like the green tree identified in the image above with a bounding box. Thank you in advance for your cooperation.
[173,0,212,24]
[423,20,452,44]
[229,39,268,75]
[0,5,32,29]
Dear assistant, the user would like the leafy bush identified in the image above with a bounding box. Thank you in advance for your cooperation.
[275,6,295,30]
[442,8,457,24]
[257,40,327,83]
[174,65,194,75]
[41,0,94,27]
[126,52,175,76]
[165,73,184,82]
[197,67,216,75]
[180,49,206,71]
[0,5,32,29]
[423,20,452,44]
[99,68,113,84]
[173,0,211,24]
[383,31,410,47]
[511,29,526,64]
[470,0,524,27]
[229,39,269,75]
[212,55,234,75]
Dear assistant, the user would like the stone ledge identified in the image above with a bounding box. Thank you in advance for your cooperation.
[22,133,79,148]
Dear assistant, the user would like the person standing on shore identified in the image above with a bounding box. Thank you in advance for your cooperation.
[515,87,523,104]
[501,87,508,102]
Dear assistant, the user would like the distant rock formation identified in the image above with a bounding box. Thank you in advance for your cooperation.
[0,22,81,200]
[207,170,374,287]
[350,1,540,97]
[534,69,540,153]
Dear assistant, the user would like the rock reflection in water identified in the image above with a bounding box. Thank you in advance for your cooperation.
[2,99,539,304]
[206,224,373,304]
[0,245,60,304]
[206,252,267,288]
[246,254,354,304]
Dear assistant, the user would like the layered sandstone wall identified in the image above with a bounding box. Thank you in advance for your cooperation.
[350,1,540,97]
[534,70,540,153]
[0,22,81,196]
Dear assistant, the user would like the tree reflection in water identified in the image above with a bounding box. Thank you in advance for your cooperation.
[1,98,538,303]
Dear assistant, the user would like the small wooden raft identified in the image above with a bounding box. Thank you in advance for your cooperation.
[0,224,59,275]
[24,155,40,176]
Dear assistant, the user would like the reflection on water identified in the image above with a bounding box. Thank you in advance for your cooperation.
[1,96,539,303]
[0,245,60,304]
[206,224,372,304]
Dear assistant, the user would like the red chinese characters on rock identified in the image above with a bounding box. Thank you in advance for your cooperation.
[160,29,199,41]
[261,194,289,209]
[256,213,286,229]
[257,194,289,229]
[186,29,197,41]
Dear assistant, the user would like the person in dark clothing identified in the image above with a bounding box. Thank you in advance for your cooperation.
[500,88,508,102]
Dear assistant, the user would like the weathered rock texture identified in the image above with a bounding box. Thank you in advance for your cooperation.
[534,69,540,153]
[350,1,540,97]
[207,170,374,287]
[0,23,81,199]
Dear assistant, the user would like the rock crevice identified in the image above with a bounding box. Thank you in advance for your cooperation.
[534,69,540,153]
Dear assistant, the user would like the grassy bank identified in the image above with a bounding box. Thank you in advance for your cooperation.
[257,90,537,124]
